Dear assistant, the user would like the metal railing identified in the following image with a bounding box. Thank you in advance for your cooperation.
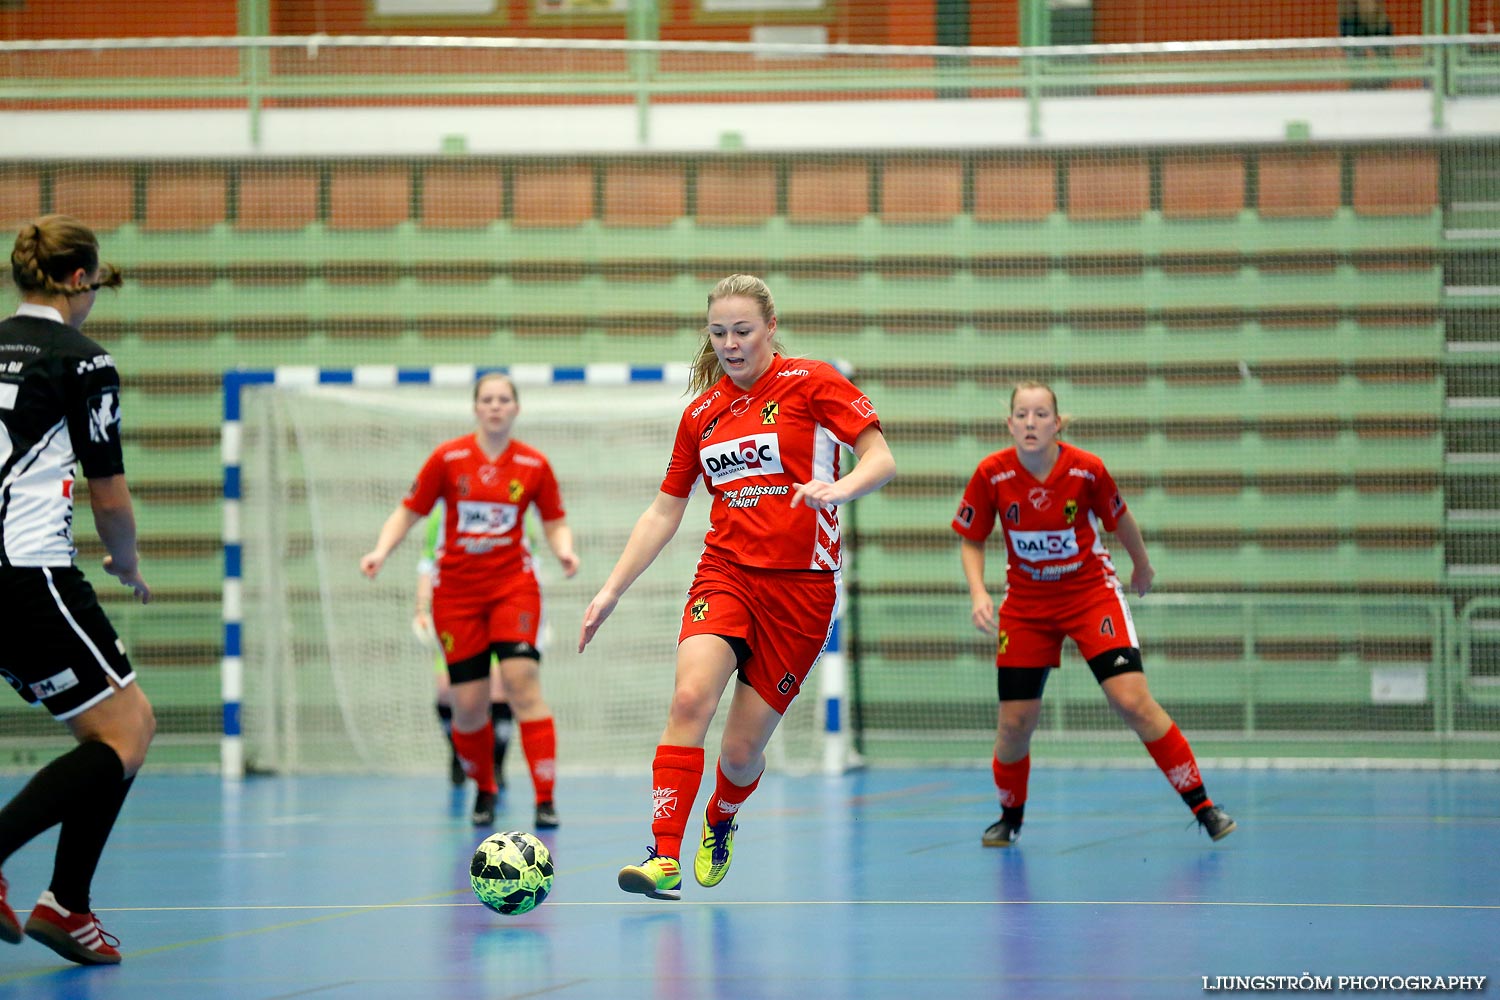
[0,34,1496,145]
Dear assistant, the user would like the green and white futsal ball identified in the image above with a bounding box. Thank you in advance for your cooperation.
[470,831,554,915]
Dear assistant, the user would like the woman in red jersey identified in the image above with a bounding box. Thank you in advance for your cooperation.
[362,372,578,830]
[579,274,896,900]
[953,380,1235,847]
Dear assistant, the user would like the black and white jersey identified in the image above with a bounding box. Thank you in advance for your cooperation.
[0,303,126,567]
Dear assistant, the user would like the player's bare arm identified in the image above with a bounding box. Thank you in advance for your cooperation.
[1111,510,1156,597]
[360,505,423,579]
[790,426,895,510]
[579,491,690,652]
[960,537,996,635]
[541,518,579,578]
[89,474,150,604]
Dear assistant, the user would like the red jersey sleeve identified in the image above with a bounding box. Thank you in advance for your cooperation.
[402,445,447,517]
[952,457,999,543]
[1089,459,1128,533]
[660,405,704,498]
[532,456,566,522]
[805,365,881,446]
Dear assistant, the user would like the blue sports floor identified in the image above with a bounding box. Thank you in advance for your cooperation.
[0,767,1495,1000]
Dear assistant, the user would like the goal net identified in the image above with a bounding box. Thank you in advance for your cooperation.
[228,366,829,777]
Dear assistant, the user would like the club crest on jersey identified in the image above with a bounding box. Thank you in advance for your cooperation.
[997,631,1009,655]
[690,597,709,622]
[508,479,524,502]
[1028,487,1052,511]
[1064,499,1078,524]
[478,465,500,487]
[700,434,784,486]
[760,400,778,424]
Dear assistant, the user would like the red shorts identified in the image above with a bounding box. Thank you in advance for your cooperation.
[995,579,1138,668]
[432,564,542,665]
[678,551,838,715]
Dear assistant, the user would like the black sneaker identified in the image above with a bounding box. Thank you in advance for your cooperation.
[534,800,559,830]
[1196,805,1237,841]
[449,752,466,788]
[982,817,1021,847]
[472,790,497,826]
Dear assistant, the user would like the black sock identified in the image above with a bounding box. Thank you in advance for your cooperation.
[1181,784,1209,812]
[1001,804,1025,828]
[491,702,513,769]
[50,774,135,914]
[0,741,125,873]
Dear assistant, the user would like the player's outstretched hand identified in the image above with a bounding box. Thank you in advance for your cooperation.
[578,591,618,652]
[103,555,151,605]
[790,480,843,511]
[359,551,384,579]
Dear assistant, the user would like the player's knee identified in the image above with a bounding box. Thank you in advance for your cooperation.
[997,710,1039,747]
[717,734,762,776]
[666,683,717,728]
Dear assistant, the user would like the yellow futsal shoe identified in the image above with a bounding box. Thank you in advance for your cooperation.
[618,849,682,900]
[694,814,738,888]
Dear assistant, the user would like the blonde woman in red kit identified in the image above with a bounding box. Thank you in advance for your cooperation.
[580,275,896,900]
[953,380,1235,848]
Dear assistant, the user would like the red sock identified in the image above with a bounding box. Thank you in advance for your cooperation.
[1144,723,1213,812]
[992,754,1030,808]
[704,759,761,827]
[518,718,557,805]
[451,723,497,794]
[650,745,705,861]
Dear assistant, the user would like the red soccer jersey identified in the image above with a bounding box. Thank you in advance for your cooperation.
[951,442,1128,595]
[662,355,881,571]
[402,434,565,591]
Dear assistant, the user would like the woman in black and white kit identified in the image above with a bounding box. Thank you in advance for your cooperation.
[0,215,155,966]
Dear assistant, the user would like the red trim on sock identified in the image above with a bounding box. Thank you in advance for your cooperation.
[518,718,557,804]
[1144,723,1208,797]
[451,723,497,794]
[992,754,1030,809]
[704,759,760,827]
[650,745,705,862]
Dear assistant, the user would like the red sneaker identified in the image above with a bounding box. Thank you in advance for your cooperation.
[0,873,21,945]
[23,891,121,965]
